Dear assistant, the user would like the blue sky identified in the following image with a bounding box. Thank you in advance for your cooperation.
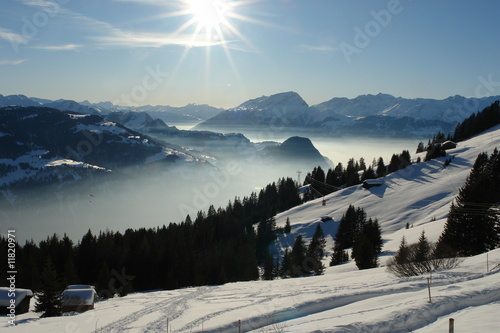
[1,0,499,108]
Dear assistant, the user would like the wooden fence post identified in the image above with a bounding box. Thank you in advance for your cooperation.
[238,319,241,333]
[449,318,454,333]
[427,277,432,303]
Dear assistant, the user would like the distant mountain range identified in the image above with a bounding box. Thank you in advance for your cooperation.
[0,105,331,190]
[195,92,500,138]
[2,92,499,139]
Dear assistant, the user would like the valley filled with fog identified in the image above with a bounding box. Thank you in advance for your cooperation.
[2,123,423,244]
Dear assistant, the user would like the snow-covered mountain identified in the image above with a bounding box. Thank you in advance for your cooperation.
[0,106,202,188]
[0,94,41,107]
[196,92,500,138]
[4,92,500,138]
[5,125,500,333]
[316,93,500,123]
[43,99,101,115]
[195,91,322,133]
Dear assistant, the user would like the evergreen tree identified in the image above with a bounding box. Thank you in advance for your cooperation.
[35,257,64,317]
[325,168,336,186]
[388,154,400,173]
[414,231,432,273]
[263,254,275,280]
[284,217,291,234]
[359,157,366,171]
[416,142,425,153]
[290,235,307,277]
[96,261,116,298]
[312,166,326,183]
[361,166,376,181]
[280,248,292,278]
[307,224,326,275]
[329,245,349,266]
[255,217,277,264]
[376,157,386,178]
[352,218,382,270]
[334,205,366,250]
[437,151,500,256]
[394,236,410,265]
[330,205,368,266]
[345,158,360,186]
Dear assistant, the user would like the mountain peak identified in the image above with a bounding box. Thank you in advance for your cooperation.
[235,91,309,111]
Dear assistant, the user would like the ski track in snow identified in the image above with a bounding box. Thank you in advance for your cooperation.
[97,287,213,332]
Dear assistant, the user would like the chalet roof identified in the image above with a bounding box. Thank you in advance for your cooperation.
[0,287,33,306]
[62,289,97,306]
[66,285,96,290]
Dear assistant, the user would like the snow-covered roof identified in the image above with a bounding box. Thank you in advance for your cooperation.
[62,289,97,306]
[0,287,33,306]
[363,179,384,185]
[66,285,95,290]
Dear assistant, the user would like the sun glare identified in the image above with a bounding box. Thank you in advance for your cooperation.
[188,0,231,31]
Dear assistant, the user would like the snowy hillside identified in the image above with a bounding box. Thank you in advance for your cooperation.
[3,127,500,332]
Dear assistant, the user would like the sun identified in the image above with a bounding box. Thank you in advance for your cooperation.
[188,0,231,32]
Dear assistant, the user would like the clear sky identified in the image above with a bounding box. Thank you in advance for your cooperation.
[1,0,499,108]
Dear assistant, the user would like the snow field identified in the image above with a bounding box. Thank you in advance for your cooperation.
[3,125,500,332]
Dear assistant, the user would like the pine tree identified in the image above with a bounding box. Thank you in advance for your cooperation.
[335,205,366,250]
[280,248,291,278]
[376,157,386,178]
[352,218,382,270]
[437,151,500,256]
[361,166,376,181]
[35,257,64,317]
[290,235,307,277]
[394,236,410,265]
[284,217,291,234]
[307,224,326,275]
[263,255,275,280]
[414,231,432,273]
[329,245,349,266]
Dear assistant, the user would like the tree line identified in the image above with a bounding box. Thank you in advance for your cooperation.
[0,177,302,296]
[303,150,412,200]
[416,101,500,161]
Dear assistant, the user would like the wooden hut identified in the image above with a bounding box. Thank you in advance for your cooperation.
[62,287,97,313]
[0,287,33,315]
[362,179,384,189]
[441,141,457,150]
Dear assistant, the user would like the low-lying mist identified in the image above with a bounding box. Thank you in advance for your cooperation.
[1,153,308,243]
[1,124,424,244]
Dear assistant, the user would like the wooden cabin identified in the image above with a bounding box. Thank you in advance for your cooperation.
[0,287,33,315]
[62,287,97,313]
[362,179,384,189]
[441,141,457,150]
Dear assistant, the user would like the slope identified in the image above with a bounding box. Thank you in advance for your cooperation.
[3,126,500,332]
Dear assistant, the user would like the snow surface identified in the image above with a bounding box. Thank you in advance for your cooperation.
[2,125,500,332]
